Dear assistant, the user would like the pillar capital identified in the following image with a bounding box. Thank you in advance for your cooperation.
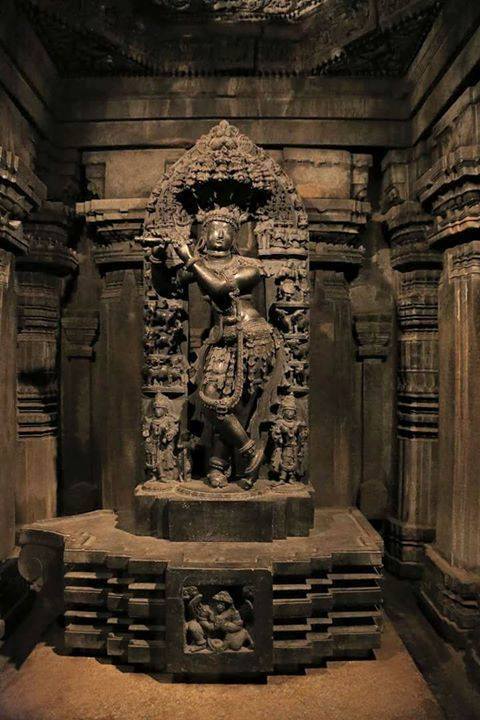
[416,146,480,249]
[0,147,46,256]
[76,198,145,270]
[18,201,78,276]
[353,313,391,360]
[62,313,99,359]
[308,198,371,269]
[382,201,442,270]
[381,149,442,270]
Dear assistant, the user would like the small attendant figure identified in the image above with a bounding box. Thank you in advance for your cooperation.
[142,392,179,483]
[270,395,307,484]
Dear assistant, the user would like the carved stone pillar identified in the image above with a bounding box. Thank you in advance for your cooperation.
[76,199,145,518]
[383,201,442,577]
[60,311,99,514]
[0,147,45,560]
[416,106,480,649]
[15,202,77,524]
[283,149,372,505]
[350,224,395,521]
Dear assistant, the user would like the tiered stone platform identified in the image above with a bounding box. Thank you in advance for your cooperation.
[18,507,383,678]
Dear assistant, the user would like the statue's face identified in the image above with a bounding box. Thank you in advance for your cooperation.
[215,601,226,613]
[154,406,166,418]
[283,408,296,420]
[204,220,236,253]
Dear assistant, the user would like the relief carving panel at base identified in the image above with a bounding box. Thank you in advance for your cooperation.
[183,585,254,654]
[167,567,272,674]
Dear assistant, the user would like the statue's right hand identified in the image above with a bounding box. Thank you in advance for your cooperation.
[172,242,195,264]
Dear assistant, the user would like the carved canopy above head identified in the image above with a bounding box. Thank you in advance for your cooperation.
[143,121,308,249]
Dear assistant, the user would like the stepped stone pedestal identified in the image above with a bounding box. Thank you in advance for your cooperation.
[18,506,383,678]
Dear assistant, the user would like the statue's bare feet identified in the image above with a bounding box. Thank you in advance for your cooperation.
[237,441,264,490]
[206,469,228,488]
[244,445,264,476]
[237,477,255,491]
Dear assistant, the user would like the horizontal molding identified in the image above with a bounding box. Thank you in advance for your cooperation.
[57,117,411,149]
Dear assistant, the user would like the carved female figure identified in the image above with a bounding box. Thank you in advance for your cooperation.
[171,205,283,490]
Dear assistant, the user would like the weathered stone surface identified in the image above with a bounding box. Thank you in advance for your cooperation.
[307,151,371,507]
[0,249,18,561]
[134,482,314,542]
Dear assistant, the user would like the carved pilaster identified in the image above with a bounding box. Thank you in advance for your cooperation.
[415,86,480,653]
[290,149,372,506]
[381,204,441,576]
[350,219,395,521]
[353,308,393,519]
[0,148,46,561]
[15,203,78,525]
[380,146,443,577]
[60,312,99,515]
[75,198,145,514]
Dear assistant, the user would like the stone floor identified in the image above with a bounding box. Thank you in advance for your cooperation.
[0,615,443,720]
[383,573,480,720]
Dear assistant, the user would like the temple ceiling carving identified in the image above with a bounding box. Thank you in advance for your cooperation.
[21,0,442,77]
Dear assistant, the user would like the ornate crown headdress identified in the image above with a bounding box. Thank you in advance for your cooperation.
[196,205,248,231]
[153,392,172,410]
[279,394,297,411]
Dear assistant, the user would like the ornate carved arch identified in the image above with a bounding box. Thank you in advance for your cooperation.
[143,120,308,246]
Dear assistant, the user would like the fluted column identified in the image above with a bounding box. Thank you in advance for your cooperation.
[0,147,45,560]
[283,149,372,505]
[415,93,480,651]
[383,201,442,577]
[76,199,145,519]
[15,202,77,524]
